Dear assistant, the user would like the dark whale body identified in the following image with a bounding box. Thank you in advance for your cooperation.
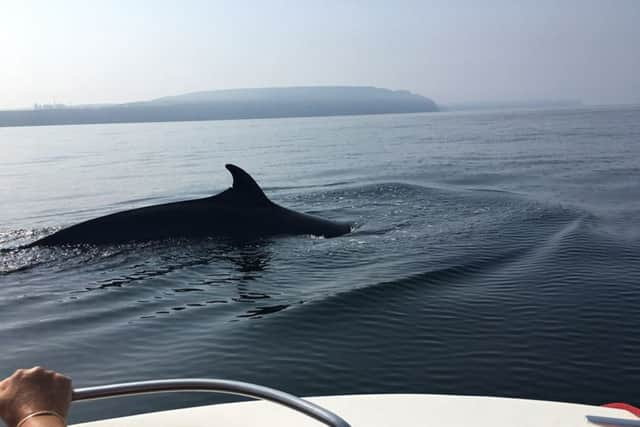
[31,164,351,246]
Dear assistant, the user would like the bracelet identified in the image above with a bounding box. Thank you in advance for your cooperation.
[16,411,66,427]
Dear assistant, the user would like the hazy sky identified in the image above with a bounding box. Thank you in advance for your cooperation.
[1,0,639,109]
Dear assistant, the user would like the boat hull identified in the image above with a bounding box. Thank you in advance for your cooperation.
[72,394,638,427]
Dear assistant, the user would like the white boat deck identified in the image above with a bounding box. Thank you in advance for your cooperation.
[72,394,637,427]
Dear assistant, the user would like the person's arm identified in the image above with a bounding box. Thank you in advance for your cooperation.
[0,367,71,427]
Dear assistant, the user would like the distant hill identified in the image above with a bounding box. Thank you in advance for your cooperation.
[0,86,438,127]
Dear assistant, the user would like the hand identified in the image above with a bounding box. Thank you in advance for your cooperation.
[0,367,72,427]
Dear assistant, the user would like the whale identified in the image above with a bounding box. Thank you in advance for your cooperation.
[29,164,352,246]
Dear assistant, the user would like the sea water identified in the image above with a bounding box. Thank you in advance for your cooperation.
[1,106,639,422]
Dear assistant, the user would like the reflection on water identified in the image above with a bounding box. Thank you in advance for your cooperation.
[69,239,280,320]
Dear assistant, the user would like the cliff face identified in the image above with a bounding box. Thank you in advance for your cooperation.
[0,87,438,127]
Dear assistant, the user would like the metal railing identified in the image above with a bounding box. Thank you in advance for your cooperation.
[73,378,351,427]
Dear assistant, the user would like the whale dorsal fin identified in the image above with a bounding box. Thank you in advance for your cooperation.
[225,164,271,205]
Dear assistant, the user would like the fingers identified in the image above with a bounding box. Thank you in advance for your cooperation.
[54,372,73,404]
[23,367,52,377]
[15,367,70,383]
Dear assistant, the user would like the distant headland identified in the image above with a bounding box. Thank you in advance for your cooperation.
[0,86,439,128]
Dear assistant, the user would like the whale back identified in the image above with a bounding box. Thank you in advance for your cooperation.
[29,164,351,246]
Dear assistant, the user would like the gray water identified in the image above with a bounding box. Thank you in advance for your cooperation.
[1,106,640,422]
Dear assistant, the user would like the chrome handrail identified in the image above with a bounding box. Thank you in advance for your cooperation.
[586,415,640,427]
[72,378,351,427]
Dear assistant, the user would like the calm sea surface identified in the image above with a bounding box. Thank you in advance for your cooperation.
[1,107,640,422]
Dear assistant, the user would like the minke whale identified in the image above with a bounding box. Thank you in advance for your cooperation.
[30,164,352,246]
